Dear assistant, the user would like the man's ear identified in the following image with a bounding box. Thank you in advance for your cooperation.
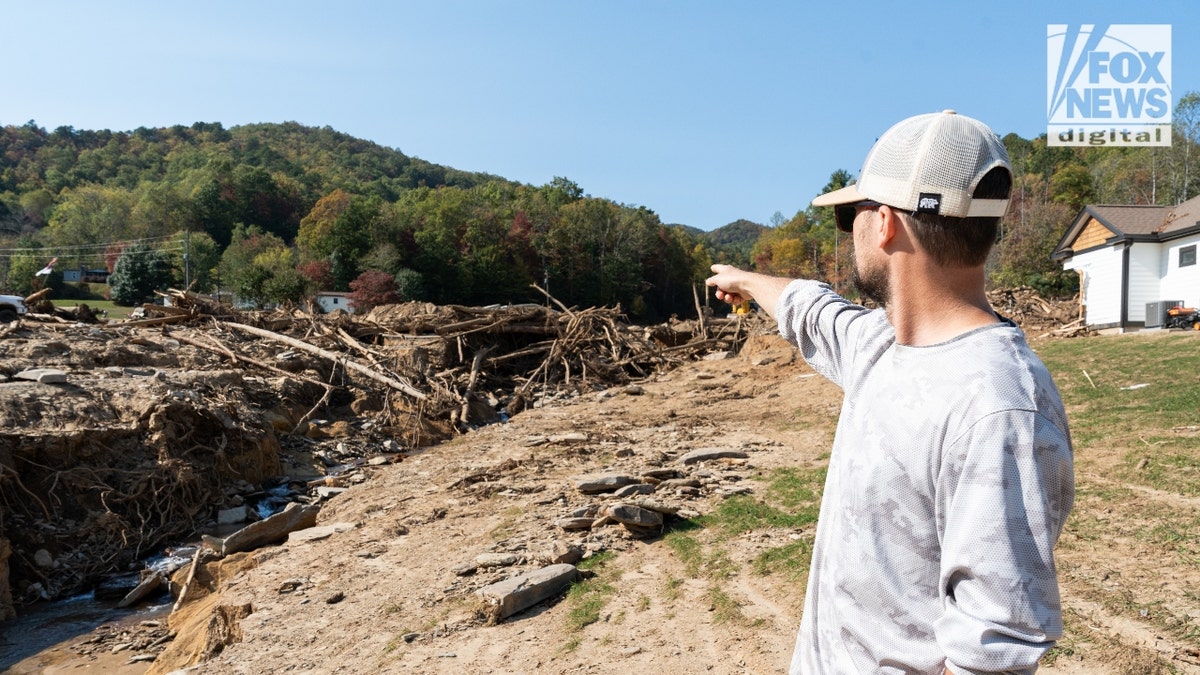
[875,205,901,249]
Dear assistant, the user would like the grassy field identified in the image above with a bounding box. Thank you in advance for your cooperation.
[49,299,136,320]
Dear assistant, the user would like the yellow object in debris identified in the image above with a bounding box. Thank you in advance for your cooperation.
[735,301,751,315]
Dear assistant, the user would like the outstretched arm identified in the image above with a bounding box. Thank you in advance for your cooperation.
[704,264,795,319]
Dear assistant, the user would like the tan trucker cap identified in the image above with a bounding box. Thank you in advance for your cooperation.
[811,110,1011,220]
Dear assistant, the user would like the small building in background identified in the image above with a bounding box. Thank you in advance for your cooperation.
[62,268,111,284]
[315,291,355,314]
[1053,194,1200,332]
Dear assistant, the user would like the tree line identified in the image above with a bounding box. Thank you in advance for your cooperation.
[2,97,1198,315]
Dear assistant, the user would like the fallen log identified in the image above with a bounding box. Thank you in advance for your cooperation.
[169,332,333,390]
[223,321,427,401]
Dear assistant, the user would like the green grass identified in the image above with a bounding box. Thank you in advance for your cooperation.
[50,299,136,319]
[564,551,619,632]
[1036,329,1200,458]
[661,466,826,606]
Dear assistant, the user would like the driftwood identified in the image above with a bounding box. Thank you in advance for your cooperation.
[222,321,428,401]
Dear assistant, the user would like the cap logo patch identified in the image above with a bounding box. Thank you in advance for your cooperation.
[917,193,942,215]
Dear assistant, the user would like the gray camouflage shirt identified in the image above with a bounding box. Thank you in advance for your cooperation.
[777,281,1074,675]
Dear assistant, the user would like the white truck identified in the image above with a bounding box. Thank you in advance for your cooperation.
[0,294,28,323]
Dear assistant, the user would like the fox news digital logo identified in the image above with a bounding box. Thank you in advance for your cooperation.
[1047,24,1171,146]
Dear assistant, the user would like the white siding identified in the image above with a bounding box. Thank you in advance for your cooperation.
[1064,245,1124,326]
[1127,242,1162,322]
[1159,233,1200,308]
[316,294,355,314]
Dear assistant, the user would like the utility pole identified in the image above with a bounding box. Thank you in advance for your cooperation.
[184,228,191,289]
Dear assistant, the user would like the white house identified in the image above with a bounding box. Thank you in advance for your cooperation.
[315,291,355,314]
[1053,194,1200,332]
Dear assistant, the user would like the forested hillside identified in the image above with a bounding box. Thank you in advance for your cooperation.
[2,97,1199,315]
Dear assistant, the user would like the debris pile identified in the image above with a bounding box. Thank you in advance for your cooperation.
[985,287,1085,337]
[0,291,770,623]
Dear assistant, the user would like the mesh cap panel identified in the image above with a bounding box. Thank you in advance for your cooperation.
[821,111,1011,219]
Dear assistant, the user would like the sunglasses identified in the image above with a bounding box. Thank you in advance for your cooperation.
[834,200,883,233]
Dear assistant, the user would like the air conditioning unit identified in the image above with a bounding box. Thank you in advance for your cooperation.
[1146,300,1184,328]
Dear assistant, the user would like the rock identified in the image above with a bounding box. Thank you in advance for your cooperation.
[626,498,682,515]
[550,432,589,443]
[476,564,579,622]
[623,385,644,395]
[658,478,703,490]
[606,504,663,528]
[210,503,320,556]
[642,468,683,480]
[14,368,67,384]
[678,448,749,465]
[217,506,249,525]
[574,474,639,494]
[33,549,53,568]
[702,351,733,360]
[555,517,594,531]
[718,486,754,497]
[117,572,164,608]
[315,486,348,499]
[452,563,477,576]
[613,483,655,497]
[403,632,419,643]
[546,541,583,565]
[475,553,520,567]
[288,522,356,543]
[325,591,345,604]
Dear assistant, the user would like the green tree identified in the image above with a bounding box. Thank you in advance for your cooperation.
[43,184,135,268]
[3,251,44,295]
[164,231,220,292]
[218,224,292,307]
[1049,163,1095,212]
[109,242,172,305]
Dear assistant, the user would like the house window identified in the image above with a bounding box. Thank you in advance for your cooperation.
[1182,245,1197,268]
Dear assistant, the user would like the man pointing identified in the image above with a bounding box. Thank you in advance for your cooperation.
[707,111,1074,675]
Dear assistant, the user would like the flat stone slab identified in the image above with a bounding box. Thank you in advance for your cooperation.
[211,503,320,556]
[288,522,356,543]
[555,517,594,531]
[678,448,749,465]
[217,506,249,525]
[626,498,683,515]
[613,483,655,497]
[607,503,663,528]
[574,474,639,494]
[117,572,164,608]
[476,564,578,621]
[15,368,67,384]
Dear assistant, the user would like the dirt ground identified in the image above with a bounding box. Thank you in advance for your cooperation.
[2,297,1198,674]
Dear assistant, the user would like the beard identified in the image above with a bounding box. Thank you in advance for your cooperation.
[852,257,890,307]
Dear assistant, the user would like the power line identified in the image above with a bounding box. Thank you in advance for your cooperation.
[0,234,179,254]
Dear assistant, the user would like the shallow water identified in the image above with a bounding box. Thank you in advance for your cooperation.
[0,591,170,672]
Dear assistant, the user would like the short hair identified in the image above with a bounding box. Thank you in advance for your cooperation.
[900,167,1012,267]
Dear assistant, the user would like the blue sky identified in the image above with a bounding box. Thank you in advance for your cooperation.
[2,1,1197,231]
